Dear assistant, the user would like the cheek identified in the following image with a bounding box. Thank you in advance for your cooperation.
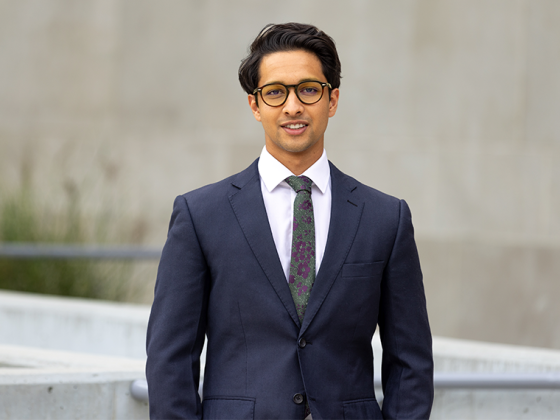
[316,111,330,128]
[261,111,278,127]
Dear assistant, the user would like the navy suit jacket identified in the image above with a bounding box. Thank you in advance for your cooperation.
[146,159,433,419]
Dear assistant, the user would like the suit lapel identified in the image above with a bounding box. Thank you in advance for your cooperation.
[300,162,364,335]
[228,160,301,327]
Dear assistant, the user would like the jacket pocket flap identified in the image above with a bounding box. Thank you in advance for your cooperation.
[202,396,255,419]
[343,398,383,419]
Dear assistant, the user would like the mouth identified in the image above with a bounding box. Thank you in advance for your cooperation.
[281,121,308,136]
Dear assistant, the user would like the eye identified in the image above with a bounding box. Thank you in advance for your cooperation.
[263,85,286,97]
[299,84,321,96]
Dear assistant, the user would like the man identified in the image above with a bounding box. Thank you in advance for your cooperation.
[146,23,433,419]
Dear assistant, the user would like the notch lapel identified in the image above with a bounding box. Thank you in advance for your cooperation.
[228,160,301,327]
[300,162,364,335]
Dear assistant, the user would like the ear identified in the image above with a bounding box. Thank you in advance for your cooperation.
[248,94,262,122]
[328,88,340,118]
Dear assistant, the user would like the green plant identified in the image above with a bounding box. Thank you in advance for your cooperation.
[0,186,142,301]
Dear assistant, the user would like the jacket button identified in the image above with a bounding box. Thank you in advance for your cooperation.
[298,338,307,348]
[293,393,304,405]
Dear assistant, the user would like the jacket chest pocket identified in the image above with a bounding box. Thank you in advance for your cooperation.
[341,262,385,279]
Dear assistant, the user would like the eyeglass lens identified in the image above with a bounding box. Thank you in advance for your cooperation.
[260,82,324,106]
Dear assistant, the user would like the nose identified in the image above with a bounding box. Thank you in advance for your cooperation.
[282,87,304,116]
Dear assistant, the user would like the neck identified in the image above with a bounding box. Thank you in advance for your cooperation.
[265,145,323,176]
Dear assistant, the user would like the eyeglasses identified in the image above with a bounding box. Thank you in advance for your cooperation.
[253,81,332,107]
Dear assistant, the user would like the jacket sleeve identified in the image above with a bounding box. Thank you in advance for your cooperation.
[378,199,434,419]
[146,195,210,420]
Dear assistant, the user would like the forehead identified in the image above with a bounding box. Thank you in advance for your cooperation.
[258,50,325,85]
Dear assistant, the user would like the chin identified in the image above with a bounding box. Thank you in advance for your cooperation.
[282,145,314,154]
[279,139,317,154]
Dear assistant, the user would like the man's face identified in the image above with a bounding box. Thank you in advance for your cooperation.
[248,50,339,165]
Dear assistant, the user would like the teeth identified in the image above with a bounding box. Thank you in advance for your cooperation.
[285,124,306,129]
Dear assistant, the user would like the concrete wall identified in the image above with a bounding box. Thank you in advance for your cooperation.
[1,1,559,349]
[0,345,147,420]
[0,290,149,359]
[431,336,560,419]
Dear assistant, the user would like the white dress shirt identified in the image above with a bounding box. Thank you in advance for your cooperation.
[258,146,332,281]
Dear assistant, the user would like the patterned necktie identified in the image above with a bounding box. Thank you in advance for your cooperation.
[285,175,316,323]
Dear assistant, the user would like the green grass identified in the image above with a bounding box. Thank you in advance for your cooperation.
[0,188,141,301]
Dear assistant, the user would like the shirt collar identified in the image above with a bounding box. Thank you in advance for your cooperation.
[258,146,330,194]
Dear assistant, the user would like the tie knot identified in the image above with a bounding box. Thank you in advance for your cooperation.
[285,175,312,194]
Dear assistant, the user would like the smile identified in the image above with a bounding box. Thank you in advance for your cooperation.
[281,123,308,136]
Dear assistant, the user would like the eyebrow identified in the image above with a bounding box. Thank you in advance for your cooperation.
[261,78,324,86]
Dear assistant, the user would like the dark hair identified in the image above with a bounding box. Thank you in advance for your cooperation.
[238,22,342,95]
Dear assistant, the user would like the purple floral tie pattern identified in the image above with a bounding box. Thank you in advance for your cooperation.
[285,175,315,323]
